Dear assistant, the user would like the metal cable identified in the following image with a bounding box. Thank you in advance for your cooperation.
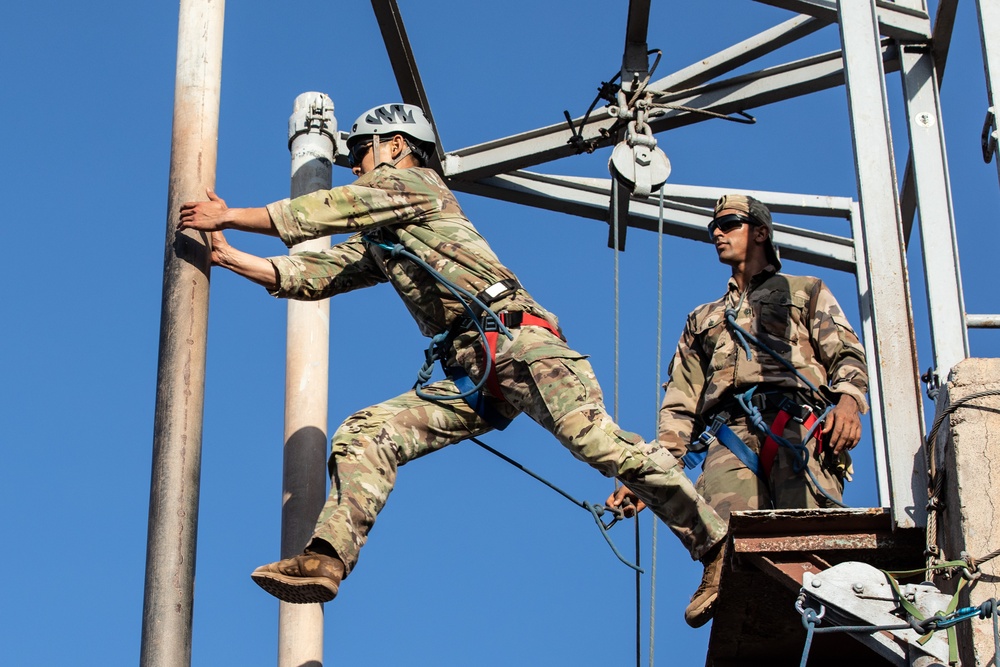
[648,188,665,667]
[610,176,641,667]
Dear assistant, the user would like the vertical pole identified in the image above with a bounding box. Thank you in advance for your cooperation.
[850,203,891,507]
[837,0,926,529]
[975,0,1000,189]
[898,37,969,383]
[277,93,336,667]
[141,1,224,665]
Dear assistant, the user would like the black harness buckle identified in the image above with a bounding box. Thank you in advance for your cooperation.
[776,395,812,423]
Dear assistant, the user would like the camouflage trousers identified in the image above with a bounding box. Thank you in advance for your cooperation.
[308,323,727,576]
[694,411,847,523]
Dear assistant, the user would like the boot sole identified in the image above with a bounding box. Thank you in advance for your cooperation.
[683,595,717,628]
[251,570,339,604]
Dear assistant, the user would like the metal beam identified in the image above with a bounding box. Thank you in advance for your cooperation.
[444,45,900,180]
[968,314,1000,328]
[838,0,925,529]
[755,0,931,41]
[451,172,858,271]
[370,0,445,171]
[620,0,651,94]
[900,0,960,244]
[851,203,891,508]
[898,43,969,381]
[658,15,826,92]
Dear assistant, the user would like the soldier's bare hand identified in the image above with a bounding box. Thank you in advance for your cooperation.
[208,230,231,267]
[822,394,862,455]
[606,485,646,518]
[179,188,230,232]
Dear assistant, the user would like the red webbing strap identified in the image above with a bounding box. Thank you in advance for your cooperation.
[482,313,563,400]
[483,329,505,399]
[760,411,821,478]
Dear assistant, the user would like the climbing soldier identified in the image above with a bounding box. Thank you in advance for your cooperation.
[178,103,727,616]
[609,194,869,628]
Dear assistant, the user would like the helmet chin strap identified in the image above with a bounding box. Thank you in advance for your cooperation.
[371,134,413,169]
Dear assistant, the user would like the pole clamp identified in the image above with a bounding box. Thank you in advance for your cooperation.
[288,93,337,151]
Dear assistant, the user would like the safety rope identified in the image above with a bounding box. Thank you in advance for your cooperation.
[362,235,512,402]
[796,591,1000,667]
[796,554,1000,667]
[468,437,642,573]
[722,310,846,508]
[923,388,1000,576]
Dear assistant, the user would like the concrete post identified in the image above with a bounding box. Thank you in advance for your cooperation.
[140,1,224,665]
[277,93,336,667]
[933,358,1000,666]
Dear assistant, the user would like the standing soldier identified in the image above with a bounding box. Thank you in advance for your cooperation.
[610,194,869,627]
[178,103,727,619]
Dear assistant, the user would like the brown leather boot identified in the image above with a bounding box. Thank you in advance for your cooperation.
[251,551,345,604]
[684,539,727,628]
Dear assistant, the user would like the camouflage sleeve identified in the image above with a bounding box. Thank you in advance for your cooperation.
[809,280,870,413]
[267,235,386,301]
[658,314,707,459]
[265,169,444,247]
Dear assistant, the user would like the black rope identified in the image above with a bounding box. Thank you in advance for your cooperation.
[469,437,643,573]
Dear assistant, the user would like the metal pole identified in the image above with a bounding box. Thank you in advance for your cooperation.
[898,37,969,382]
[850,203,891,507]
[140,0,224,665]
[277,93,336,667]
[837,0,926,529]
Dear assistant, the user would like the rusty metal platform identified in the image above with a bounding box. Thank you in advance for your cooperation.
[706,508,926,667]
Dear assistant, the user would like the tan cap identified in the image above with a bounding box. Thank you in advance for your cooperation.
[713,194,781,270]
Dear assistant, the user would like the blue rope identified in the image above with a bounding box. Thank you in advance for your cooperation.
[724,308,823,397]
[734,387,846,508]
[364,235,512,402]
[723,301,849,507]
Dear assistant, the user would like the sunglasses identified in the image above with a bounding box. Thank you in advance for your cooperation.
[348,140,374,168]
[707,213,756,240]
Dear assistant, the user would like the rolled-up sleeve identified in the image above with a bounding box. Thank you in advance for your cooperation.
[810,281,870,413]
[659,316,707,459]
[267,236,386,301]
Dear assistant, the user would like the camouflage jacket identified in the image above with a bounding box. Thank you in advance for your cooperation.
[658,267,869,457]
[264,165,554,338]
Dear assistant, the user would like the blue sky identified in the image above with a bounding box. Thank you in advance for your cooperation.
[2,1,998,665]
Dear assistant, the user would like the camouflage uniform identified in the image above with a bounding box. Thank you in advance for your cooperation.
[263,164,727,574]
[659,268,869,522]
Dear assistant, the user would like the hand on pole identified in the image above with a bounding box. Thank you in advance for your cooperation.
[179,188,230,232]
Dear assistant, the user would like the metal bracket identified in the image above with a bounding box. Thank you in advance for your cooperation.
[800,561,952,665]
[982,106,997,164]
[288,93,337,151]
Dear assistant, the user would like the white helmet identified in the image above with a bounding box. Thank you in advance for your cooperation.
[347,103,436,148]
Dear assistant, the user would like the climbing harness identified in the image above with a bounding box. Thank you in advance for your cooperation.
[682,289,848,508]
[362,231,515,407]
[361,231,637,570]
